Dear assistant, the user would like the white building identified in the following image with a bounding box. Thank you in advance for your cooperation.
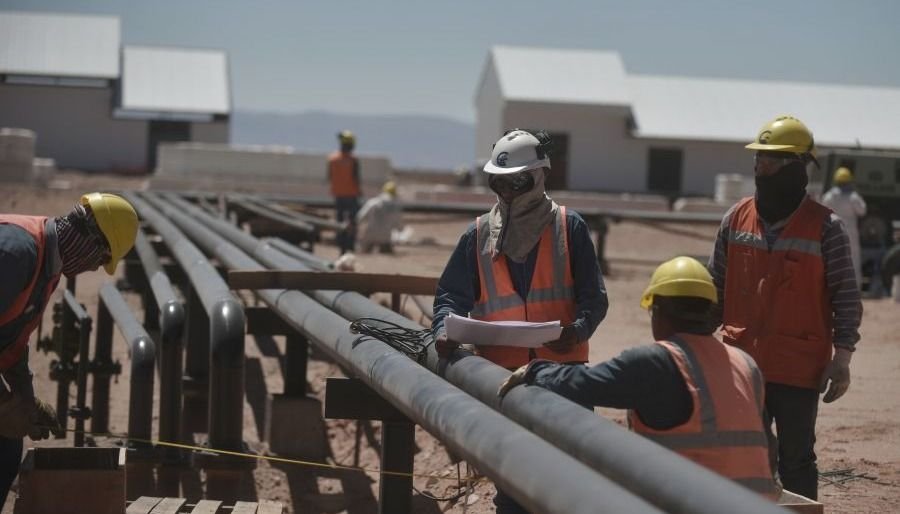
[475,46,900,196]
[0,11,230,173]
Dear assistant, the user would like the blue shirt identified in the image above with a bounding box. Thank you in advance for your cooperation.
[526,343,693,430]
[0,222,43,395]
[432,209,608,342]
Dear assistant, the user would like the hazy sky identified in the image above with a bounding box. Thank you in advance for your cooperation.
[3,0,899,122]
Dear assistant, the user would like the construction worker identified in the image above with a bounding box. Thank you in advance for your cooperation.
[708,115,862,500]
[356,180,403,254]
[0,193,138,505]
[821,167,867,290]
[433,129,608,513]
[328,130,361,254]
[498,257,776,499]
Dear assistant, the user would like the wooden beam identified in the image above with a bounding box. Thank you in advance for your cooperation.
[150,498,187,514]
[231,502,258,514]
[324,378,410,422]
[126,497,163,514]
[228,270,438,296]
[256,499,284,514]
[189,500,223,514]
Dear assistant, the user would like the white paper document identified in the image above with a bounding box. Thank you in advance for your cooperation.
[444,313,562,348]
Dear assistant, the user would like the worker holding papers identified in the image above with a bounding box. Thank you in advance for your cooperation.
[431,129,608,371]
[431,129,609,513]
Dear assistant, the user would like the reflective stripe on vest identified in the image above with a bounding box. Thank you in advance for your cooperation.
[722,196,832,389]
[0,215,62,371]
[469,206,587,369]
[328,152,360,197]
[629,334,776,498]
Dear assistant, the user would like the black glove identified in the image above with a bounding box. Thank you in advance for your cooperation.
[435,333,459,358]
[28,397,63,441]
[543,324,578,354]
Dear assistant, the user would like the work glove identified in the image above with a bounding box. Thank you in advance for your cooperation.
[0,389,63,440]
[819,347,853,403]
[28,397,63,441]
[497,365,529,398]
[543,324,578,354]
[435,333,459,358]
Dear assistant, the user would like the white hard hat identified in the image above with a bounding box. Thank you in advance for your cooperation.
[483,130,551,175]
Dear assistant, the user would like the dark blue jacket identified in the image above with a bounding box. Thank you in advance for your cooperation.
[432,209,608,343]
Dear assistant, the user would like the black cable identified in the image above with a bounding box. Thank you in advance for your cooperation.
[349,317,434,363]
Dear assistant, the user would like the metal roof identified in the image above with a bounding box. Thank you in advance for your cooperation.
[490,46,630,106]
[629,75,900,150]
[121,46,230,115]
[488,46,900,151]
[0,11,120,79]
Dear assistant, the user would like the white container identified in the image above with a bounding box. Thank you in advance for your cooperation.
[714,174,746,204]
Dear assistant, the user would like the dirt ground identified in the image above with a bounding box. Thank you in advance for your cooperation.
[2,173,899,513]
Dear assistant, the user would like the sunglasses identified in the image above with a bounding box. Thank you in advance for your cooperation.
[490,172,535,192]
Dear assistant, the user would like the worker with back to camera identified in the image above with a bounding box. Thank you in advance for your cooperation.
[708,115,862,500]
[821,167,867,290]
[498,256,777,499]
[0,192,139,505]
[432,129,608,513]
[328,130,361,254]
[356,180,403,254]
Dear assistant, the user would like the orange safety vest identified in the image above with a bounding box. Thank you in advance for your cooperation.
[0,215,62,371]
[470,206,588,369]
[629,334,776,499]
[721,196,833,389]
[328,151,360,198]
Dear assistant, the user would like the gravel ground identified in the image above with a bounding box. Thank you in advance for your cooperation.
[2,174,898,513]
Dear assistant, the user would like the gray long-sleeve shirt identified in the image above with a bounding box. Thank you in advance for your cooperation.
[708,200,862,350]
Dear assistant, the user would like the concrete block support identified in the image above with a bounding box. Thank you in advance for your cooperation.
[265,394,329,461]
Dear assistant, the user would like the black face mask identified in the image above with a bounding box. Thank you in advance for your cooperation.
[489,171,536,200]
[755,161,808,223]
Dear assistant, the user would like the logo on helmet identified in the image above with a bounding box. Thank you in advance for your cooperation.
[758,130,772,144]
[496,152,509,166]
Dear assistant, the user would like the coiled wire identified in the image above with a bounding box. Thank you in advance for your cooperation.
[349,317,434,363]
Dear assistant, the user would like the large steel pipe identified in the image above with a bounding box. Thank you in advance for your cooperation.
[168,193,788,514]
[99,284,156,442]
[133,229,185,453]
[138,192,663,514]
[125,193,246,452]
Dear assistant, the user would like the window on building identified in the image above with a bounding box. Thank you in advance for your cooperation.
[535,131,569,191]
[147,121,190,171]
[646,148,683,194]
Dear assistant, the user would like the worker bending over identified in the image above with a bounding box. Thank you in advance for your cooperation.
[356,180,403,254]
[499,257,776,499]
[0,193,138,505]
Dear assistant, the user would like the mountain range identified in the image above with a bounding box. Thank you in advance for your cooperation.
[231,110,475,171]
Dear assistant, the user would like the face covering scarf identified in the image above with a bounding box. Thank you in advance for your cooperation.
[485,168,558,263]
[56,206,110,278]
[755,161,808,224]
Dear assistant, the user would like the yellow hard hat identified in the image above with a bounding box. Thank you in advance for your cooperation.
[745,115,815,155]
[382,180,397,195]
[80,193,138,275]
[833,167,853,185]
[640,256,717,310]
[338,130,355,145]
